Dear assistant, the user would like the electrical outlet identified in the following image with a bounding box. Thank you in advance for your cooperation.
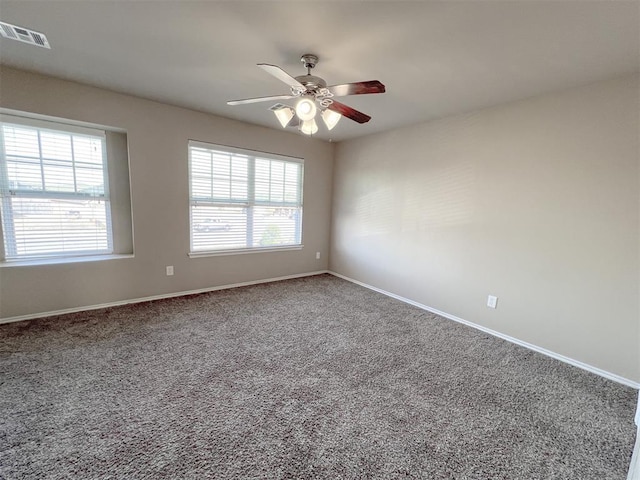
[316,252,321,260]
[487,295,498,309]
[166,266,174,276]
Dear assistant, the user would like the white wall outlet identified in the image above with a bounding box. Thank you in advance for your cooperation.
[166,266,174,276]
[487,295,498,309]
[316,252,321,260]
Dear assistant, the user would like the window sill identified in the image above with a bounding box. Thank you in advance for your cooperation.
[0,253,134,268]
[188,245,303,258]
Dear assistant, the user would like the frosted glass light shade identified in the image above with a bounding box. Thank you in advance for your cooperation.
[295,97,317,121]
[273,107,295,128]
[300,118,318,135]
[321,109,341,131]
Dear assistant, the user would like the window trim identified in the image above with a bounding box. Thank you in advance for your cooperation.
[0,253,134,268]
[0,113,114,262]
[187,245,303,259]
[0,114,108,139]
[188,140,304,256]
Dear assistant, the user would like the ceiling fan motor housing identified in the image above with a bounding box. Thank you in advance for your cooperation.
[295,74,327,91]
[296,54,327,92]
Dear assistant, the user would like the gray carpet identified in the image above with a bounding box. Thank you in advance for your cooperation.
[0,274,636,479]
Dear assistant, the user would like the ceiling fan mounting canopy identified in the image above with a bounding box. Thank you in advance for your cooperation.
[300,54,318,70]
[227,53,386,132]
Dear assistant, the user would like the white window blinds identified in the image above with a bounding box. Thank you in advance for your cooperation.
[0,116,112,260]
[189,141,303,253]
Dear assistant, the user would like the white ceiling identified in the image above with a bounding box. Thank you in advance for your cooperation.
[0,1,638,142]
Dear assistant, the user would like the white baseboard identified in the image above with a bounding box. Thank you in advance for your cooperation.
[629,426,640,480]
[0,270,329,325]
[4,268,637,478]
[5,268,637,390]
[329,271,640,390]
[631,394,640,479]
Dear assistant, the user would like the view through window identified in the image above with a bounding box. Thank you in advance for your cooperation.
[189,141,303,253]
[0,116,112,260]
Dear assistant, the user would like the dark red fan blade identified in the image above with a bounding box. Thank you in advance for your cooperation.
[326,80,385,97]
[328,101,371,124]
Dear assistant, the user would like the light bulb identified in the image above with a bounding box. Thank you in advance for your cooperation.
[300,118,318,135]
[295,97,317,121]
[321,109,341,131]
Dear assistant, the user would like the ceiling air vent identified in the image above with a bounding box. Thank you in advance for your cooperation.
[268,103,290,111]
[0,21,50,49]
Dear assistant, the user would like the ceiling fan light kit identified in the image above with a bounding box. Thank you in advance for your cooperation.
[227,54,386,136]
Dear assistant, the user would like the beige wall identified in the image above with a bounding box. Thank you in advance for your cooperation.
[0,67,334,319]
[330,74,640,382]
[2,67,638,383]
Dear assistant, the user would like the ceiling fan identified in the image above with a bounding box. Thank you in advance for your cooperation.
[227,54,385,135]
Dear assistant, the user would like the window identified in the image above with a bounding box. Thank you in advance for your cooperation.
[189,141,303,254]
[0,115,114,261]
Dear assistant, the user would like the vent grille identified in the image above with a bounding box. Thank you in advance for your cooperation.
[0,21,50,49]
[269,103,290,111]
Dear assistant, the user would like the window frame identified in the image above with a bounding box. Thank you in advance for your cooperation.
[187,140,304,257]
[0,113,115,263]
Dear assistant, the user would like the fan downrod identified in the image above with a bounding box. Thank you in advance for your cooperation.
[295,54,326,90]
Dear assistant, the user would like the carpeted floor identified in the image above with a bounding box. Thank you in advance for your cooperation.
[0,274,637,479]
